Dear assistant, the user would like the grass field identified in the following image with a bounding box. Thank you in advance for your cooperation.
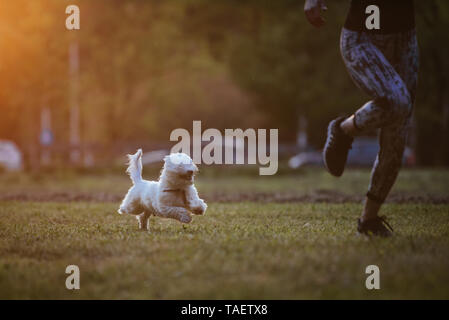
[0,168,449,299]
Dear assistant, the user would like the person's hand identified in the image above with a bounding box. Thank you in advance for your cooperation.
[304,0,327,28]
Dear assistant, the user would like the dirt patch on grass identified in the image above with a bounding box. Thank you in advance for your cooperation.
[206,190,449,204]
[0,192,121,202]
[1,190,448,204]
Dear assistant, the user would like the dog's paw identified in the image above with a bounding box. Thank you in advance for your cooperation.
[180,214,192,224]
[191,200,207,215]
[192,207,205,215]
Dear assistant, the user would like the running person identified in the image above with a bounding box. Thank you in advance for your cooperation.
[304,0,419,236]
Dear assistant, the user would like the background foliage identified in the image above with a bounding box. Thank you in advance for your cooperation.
[0,0,448,167]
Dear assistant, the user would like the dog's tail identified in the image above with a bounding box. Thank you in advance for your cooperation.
[126,149,143,184]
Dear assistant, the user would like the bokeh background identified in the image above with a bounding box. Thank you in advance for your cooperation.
[1,1,449,300]
[0,0,448,171]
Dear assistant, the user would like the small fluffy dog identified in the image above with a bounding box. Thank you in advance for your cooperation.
[118,149,207,230]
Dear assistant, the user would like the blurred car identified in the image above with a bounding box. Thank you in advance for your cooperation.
[288,138,415,169]
[0,140,23,171]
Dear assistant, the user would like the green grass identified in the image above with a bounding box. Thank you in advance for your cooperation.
[1,201,449,299]
[1,168,448,197]
[0,168,449,299]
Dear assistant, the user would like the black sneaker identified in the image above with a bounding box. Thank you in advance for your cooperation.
[323,116,353,177]
[357,216,394,237]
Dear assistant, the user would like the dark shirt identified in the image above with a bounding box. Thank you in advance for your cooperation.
[344,0,415,34]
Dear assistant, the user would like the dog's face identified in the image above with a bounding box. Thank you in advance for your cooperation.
[164,153,198,183]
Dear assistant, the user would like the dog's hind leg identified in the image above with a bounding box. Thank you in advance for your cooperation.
[137,211,151,230]
[118,188,143,215]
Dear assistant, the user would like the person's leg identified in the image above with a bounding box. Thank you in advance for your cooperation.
[333,29,418,235]
[339,30,414,134]
[363,30,419,222]
[325,29,412,179]
[340,115,358,136]
[363,118,410,218]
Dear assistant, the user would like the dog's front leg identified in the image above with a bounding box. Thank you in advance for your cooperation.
[185,185,207,215]
[158,205,192,223]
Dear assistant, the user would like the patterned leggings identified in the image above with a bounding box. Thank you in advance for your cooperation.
[340,28,419,203]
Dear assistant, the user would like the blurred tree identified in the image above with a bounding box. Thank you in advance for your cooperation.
[186,0,364,144]
[0,0,68,169]
[189,0,449,163]
[415,0,449,165]
[0,0,448,167]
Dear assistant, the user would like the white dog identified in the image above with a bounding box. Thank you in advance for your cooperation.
[118,149,207,230]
